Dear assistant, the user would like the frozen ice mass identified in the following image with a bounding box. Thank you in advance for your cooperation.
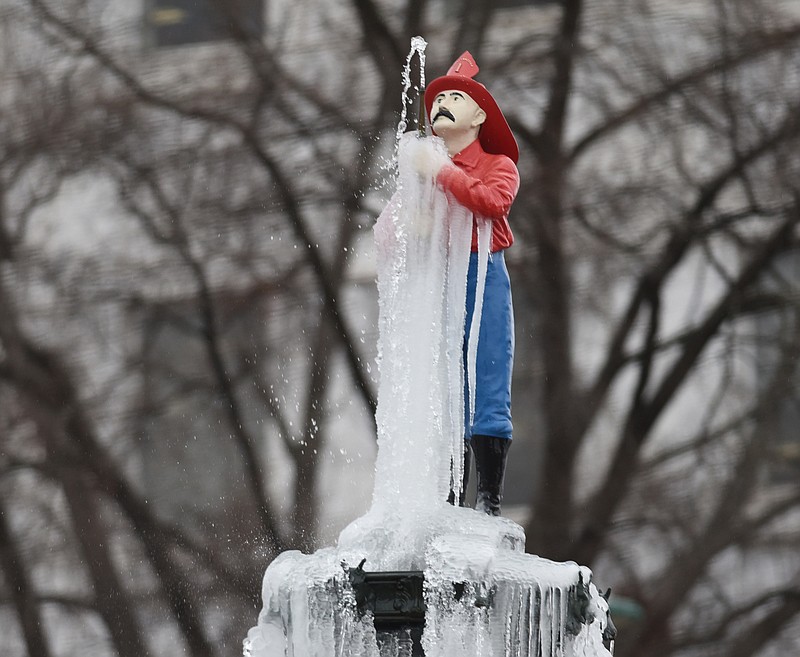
[244,38,613,657]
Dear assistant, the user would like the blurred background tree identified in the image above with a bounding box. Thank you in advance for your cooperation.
[0,1,798,656]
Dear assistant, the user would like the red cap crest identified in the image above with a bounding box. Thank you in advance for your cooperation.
[448,52,479,78]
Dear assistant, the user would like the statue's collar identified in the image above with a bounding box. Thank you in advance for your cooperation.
[452,138,484,168]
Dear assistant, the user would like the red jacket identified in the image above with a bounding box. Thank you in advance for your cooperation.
[436,138,519,252]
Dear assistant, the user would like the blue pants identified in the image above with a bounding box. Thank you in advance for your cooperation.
[464,251,514,440]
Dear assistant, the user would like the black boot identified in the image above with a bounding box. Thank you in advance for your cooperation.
[471,435,510,516]
[447,441,472,506]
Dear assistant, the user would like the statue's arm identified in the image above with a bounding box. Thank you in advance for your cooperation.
[436,157,519,221]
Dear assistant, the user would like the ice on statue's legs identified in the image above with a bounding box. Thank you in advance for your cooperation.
[243,39,614,657]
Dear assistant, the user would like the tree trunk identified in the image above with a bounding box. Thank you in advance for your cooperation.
[0,494,54,657]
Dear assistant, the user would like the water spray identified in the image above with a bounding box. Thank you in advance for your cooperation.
[396,36,428,146]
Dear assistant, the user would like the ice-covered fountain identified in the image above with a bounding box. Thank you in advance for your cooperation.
[243,38,614,657]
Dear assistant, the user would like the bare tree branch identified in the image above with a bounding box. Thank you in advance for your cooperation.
[0,492,54,657]
[568,24,800,162]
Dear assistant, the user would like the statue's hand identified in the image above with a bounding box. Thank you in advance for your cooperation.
[410,136,451,180]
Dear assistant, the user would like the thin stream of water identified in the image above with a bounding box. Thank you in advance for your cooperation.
[395,36,428,150]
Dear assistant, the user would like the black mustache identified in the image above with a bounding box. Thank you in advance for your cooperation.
[433,108,455,123]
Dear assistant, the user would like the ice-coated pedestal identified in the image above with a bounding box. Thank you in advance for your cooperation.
[244,502,612,656]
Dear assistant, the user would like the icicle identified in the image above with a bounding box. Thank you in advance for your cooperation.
[466,218,492,430]
[547,588,554,657]
[445,196,473,504]
[524,585,535,656]
[370,133,472,512]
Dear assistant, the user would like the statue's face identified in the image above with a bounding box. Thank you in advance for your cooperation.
[431,89,486,137]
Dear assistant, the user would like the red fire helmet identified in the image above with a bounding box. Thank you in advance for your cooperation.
[424,51,519,164]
